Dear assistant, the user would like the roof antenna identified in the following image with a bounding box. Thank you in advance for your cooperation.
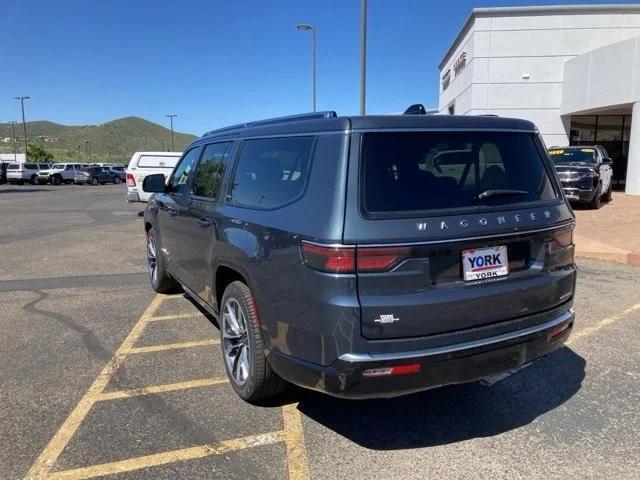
[403,104,427,115]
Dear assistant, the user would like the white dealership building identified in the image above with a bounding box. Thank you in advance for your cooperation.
[438,4,640,195]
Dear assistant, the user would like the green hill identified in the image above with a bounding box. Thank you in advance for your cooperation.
[0,117,197,164]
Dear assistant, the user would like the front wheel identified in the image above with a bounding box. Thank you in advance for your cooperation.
[30,175,38,185]
[146,228,181,293]
[114,177,121,184]
[220,281,285,402]
[602,183,612,202]
[52,175,62,185]
[90,177,99,185]
[589,185,602,210]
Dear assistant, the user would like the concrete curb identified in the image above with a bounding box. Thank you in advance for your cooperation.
[576,249,640,267]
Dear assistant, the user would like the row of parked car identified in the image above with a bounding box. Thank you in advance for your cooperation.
[0,162,126,186]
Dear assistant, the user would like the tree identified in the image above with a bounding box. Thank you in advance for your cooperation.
[27,143,55,162]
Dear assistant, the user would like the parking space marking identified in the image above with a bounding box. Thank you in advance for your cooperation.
[124,338,220,354]
[568,301,640,345]
[24,295,165,480]
[146,312,201,322]
[96,377,229,401]
[282,404,311,480]
[25,293,312,480]
[43,431,285,480]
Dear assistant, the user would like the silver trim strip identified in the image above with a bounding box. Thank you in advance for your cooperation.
[358,222,574,248]
[339,309,574,363]
[352,127,537,133]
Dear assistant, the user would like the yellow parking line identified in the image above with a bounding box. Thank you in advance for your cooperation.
[43,431,284,480]
[568,301,640,345]
[124,338,219,354]
[96,377,229,401]
[24,294,164,480]
[146,312,201,322]
[282,404,311,480]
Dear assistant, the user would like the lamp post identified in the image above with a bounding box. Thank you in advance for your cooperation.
[296,23,317,112]
[359,0,367,115]
[10,121,17,162]
[165,114,177,151]
[85,140,91,162]
[14,96,30,158]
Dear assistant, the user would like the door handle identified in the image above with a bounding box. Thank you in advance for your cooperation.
[196,217,212,228]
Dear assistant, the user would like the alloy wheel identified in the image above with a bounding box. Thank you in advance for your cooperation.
[147,236,158,286]
[222,298,250,386]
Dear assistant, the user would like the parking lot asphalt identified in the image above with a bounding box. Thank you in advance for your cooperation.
[1,183,639,480]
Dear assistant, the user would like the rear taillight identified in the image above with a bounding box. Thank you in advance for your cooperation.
[300,243,355,273]
[548,322,572,341]
[300,242,411,274]
[545,226,575,269]
[126,173,136,187]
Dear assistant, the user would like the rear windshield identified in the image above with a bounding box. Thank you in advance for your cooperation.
[548,147,597,164]
[6,164,19,170]
[362,131,557,214]
[136,155,180,168]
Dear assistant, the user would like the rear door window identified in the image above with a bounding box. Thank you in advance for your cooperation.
[362,131,557,215]
[228,136,314,209]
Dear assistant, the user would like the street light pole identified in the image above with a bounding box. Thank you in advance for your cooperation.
[10,121,17,162]
[85,140,91,162]
[14,96,30,158]
[359,0,367,115]
[161,138,165,152]
[165,114,177,151]
[296,23,317,112]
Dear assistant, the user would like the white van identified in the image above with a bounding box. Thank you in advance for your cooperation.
[125,152,182,202]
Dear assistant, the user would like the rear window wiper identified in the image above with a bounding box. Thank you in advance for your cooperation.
[475,189,529,200]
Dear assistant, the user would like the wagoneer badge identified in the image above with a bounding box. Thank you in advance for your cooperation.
[416,210,553,232]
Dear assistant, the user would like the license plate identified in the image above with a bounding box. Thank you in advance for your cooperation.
[462,246,509,281]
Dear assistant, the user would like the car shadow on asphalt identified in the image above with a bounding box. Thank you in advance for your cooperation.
[292,347,585,449]
[184,293,586,449]
[0,188,52,193]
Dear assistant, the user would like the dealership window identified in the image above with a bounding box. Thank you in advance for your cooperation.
[595,116,623,142]
[569,116,596,142]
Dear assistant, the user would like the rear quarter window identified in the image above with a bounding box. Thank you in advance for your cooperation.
[227,136,314,209]
[136,155,180,168]
[6,164,19,170]
[362,131,557,216]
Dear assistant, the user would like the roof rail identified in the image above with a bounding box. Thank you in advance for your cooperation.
[202,111,338,137]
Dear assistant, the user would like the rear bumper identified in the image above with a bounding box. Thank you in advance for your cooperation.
[268,309,574,399]
[126,191,141,202]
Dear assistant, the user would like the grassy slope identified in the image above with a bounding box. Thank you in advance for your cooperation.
[0,117,197,164]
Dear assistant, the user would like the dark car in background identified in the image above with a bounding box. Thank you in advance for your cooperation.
[74,166,121,185]
[142,111,576,402]
[548,145,613,209]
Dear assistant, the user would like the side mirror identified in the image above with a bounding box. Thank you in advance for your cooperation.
[603,157,613,164]
[142,173,166,193]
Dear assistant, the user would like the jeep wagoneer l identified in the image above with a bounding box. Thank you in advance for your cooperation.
[142,111,576,401]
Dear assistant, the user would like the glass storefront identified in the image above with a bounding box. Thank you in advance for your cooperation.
[569,115,632,189]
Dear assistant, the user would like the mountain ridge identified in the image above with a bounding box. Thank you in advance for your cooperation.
[0,117,197,164]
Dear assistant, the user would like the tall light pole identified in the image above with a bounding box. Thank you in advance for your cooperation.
[359,0,367,115]
[85,140,91,162]
[161,138,165,152]
[165,114,177,151]
[14,96,30,158]
[10,121,17,162]
[296,23,317,112]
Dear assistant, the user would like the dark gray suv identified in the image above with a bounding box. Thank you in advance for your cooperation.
[142,112,576,402]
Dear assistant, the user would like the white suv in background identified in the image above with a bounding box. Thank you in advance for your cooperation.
[125,151,181,202]
[6,163,51,184]
[37,163,88,185]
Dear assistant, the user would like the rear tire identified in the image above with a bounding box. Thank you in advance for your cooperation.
[146,228,181,294]
[30,175,38,185]
[220,281,285,402]
[91,177,99,186]
[114,177,121,184]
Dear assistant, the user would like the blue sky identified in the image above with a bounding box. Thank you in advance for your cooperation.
[1,0,635,135]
